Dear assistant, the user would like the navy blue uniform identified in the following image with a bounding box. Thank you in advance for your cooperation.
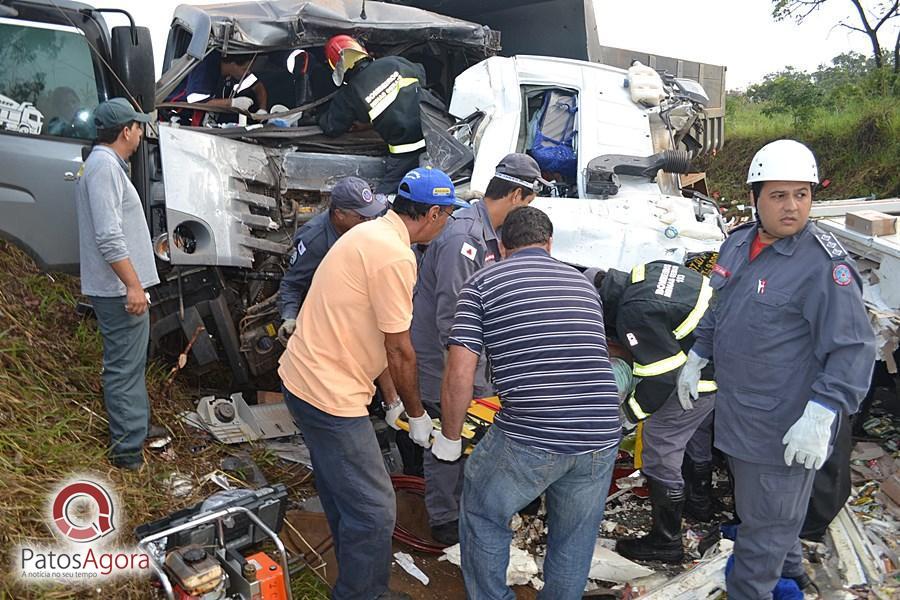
[410,200,499,527]
[278,211,339,320]
[693,221,875,598]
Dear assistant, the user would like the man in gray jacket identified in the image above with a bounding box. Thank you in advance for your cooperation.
[76,98,159,470]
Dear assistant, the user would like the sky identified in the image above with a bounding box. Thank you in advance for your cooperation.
[105,0,899,90]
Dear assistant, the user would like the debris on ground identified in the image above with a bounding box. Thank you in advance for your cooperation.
[181,392,300,444]
[394,552,430,586]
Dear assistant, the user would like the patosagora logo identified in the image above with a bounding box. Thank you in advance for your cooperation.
[17,476,149,584]
[51,480,116,543]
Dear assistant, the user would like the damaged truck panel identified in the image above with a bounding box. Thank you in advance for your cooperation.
[158,127,286,268]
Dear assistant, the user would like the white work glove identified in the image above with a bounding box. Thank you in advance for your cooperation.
[384,399,404,431]
[231,96,253,111]
[782,401,836,470]
[277,318,296,344]
[431,431,462,462]
[407,412,434,448]
[677,350,709,411]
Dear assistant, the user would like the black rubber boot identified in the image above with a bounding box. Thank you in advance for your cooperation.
[615,479,685,563]
[684,460,716,522]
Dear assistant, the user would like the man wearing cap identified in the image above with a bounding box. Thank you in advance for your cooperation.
[277,176,386,343]
[406,153,544,545]
[278,166,468,600]
[75,98,159,470]
[318,35,427,195]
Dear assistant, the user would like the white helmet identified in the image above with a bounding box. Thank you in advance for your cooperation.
[746,139,818,184]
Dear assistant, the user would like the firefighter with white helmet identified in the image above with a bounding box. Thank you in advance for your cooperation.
[318,34,427,195]
[678,139,875,598]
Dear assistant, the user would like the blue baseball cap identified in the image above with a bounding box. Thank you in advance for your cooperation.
[396,167,468,209]
[330,176,386,217]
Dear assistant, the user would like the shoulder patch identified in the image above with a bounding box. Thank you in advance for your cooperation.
[832,263,852,286]
[813,231,847,260]
[460,242,478,261]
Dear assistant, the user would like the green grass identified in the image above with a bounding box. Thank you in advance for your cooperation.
[703,96,900,207]
[0,241,329,599]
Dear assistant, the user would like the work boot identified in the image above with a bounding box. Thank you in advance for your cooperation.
[615,479,685,563]
[684,460,716,522]
[430,519,459,546]
[785,572,821,596]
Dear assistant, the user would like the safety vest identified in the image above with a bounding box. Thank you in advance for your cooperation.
[348,56,426,154]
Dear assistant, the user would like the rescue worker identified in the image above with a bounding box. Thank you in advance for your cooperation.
[678,139,876,598]
[587,261,718,564]
[279,166,468,600]
[277,177,387,342]
[409,153,544,545]
[318,35,427,195]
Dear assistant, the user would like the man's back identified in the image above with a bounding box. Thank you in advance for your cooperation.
[278,210,417,417]
[450,247,620,453]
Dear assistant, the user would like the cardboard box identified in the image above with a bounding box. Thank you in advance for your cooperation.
[845,210,897,237]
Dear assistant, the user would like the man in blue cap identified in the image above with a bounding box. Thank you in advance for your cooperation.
[75,98,158,470]
[277,176,387,342]
[279,167,467,600]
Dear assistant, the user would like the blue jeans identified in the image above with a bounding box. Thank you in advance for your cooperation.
[284,389,396,600]
[90,295,150,466]
[459,427,617,600]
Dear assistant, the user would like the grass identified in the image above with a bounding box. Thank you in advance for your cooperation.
[702,96,900,207]
[0,241,329,599]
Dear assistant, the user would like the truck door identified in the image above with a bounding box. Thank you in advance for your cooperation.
[0,18,101,273]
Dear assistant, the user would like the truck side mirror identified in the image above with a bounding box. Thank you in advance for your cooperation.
[112,26,155,114]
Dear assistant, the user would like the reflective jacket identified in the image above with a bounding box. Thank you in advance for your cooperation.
[318,56,426,155]
[693,221,876,466]
[598,260,716,422]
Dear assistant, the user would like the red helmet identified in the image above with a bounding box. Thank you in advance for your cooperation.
[325,34,366,69]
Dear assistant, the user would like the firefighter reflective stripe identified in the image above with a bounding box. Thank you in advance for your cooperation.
[366,75,419,121]
[388,138,426,154]
[632,351,687,377]
[628,395,649,421]
[634,421,644,469]
[673,276,713,340]
[631,264,646,283]
[698,379,718,393]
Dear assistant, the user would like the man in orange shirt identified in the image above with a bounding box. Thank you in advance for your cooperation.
[279,166,467,600]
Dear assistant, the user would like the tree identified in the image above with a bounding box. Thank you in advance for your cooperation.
[747,67,823,126]
[772,0,900,72]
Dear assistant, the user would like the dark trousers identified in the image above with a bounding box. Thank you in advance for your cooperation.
[284,389,396,600]
[90,295,150,466]
[376,152,421,195]
[802,412,851,540]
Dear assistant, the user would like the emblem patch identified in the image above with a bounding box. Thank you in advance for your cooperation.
[832,263,852,286]
[626,333,639,347]
[757,279,767,294]
[712,263,731,278]
[460,242,478,261]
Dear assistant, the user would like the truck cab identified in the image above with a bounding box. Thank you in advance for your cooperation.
[0,0,153,273]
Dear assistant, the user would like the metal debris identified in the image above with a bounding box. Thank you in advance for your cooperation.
[180,392,299,444]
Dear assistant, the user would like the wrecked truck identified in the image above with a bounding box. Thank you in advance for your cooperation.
[0,0,726,388]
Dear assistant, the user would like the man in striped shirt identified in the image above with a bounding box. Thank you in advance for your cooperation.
[432,206,620,600]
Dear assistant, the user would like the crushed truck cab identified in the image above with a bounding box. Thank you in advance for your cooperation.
[449,55,725,271]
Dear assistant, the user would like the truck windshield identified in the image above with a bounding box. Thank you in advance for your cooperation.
[0,18,100,140]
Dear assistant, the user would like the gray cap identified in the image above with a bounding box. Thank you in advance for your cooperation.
[330,176,386,217]
[94,98,151,128]
[494,153,550,190]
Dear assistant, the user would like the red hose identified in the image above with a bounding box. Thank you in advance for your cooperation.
[390,474,448,554]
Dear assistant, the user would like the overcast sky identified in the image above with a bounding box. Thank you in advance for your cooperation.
[107,0,898,90]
